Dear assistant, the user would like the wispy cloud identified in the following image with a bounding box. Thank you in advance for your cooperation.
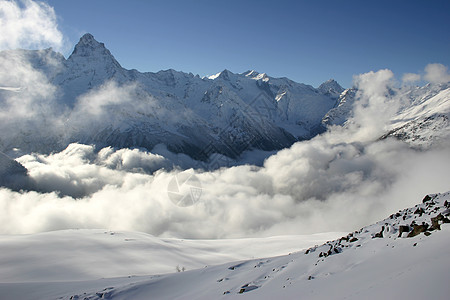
[402,72,421,84]
[0,0,64,51]
[424,63,450,84]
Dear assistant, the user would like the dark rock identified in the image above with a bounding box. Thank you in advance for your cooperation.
[398,225,410,237]
[431,213,450,230]
[407,223,429,238]
[374,226,385,238]
[239,285,258,293]
[414,208,425,216]
[422,195,432,203]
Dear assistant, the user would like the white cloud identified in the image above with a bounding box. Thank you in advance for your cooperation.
[349,69,399,142]
[0,0,68,154]
[0,49,66,154]
[424,63,450,84]
[1,122,447,238]
[402,72,421,84]
[0,68,448,238]
[0,0,64,51]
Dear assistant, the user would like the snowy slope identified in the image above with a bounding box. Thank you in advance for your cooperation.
[0,192,448,300]
[322,83,450,148]
[0,231,342,283]
[381,84,450,147]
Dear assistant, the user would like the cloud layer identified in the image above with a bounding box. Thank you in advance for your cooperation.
[0,69,448,238]
[0,0,63,51]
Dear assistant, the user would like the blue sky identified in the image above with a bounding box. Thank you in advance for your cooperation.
[46,0,450,88]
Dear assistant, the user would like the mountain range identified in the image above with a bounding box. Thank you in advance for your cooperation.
[2,33,343,159]
[1,33,449,163]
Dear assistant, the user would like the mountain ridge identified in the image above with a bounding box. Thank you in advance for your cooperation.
[0,33,343,160]
[1,33,449,162]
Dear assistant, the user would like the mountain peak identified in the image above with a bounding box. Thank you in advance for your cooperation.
[318,79,344,98]
[208,69,234,80]
[243,70,269,81]
[74,33,105,52]
[79,33,98,44]
[68,33,121,68]
[69,33,109,58]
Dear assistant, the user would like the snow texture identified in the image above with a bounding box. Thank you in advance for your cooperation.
[0,192,448,299]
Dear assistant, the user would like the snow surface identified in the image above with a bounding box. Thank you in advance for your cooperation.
[0,193,448,299]
[0,231,342,282]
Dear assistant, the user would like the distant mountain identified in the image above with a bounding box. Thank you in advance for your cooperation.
[322,82,450,148]
[381,83,450,148]
[1,33,449,160]
[0,34,342,159]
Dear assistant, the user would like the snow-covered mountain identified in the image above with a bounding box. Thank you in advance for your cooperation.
[0,34,343,159]
[0,192,448,299]
[1,33,449,160]
[381,83,450,148]
[322,82,450,147]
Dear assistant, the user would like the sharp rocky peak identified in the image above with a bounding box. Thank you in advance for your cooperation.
[318,79,344,98]
[68,33,118,63]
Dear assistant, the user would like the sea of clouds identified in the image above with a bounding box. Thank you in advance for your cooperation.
[0,0,449,238]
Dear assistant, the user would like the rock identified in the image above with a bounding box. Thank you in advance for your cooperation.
[414,208,425,216]
[422,195,432,203]
[407,223,429,238]
[431,213,450,230]
[398,225,410,237]
[239,284,258,293]
[374,226,385,238]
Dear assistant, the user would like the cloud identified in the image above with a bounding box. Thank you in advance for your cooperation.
[1,67,448,238]
[0,48,66,154]
[424,63,450,84]
[0,0,68,154]
[402,72,421,84]
[0,130,447,238]
[15,143,171,198]
[0,0,64,51]
[349,69,399,142]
